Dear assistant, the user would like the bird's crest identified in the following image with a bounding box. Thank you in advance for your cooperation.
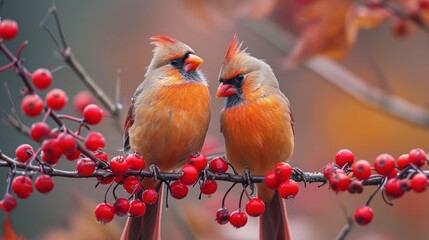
[225,34,244,63]
[150,35,177,46]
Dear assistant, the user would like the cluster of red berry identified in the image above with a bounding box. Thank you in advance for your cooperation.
[215,162,299,228]
[324,148,428,226]
[94,154,225,223]
[0,17,110,215]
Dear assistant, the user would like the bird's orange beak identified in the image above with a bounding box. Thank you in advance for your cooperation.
[216,82,237,97]
[184,54,203,72]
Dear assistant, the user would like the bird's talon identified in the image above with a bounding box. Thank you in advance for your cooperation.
[293,167,306,187]
[149,164,161,180]
[243,167,255,192]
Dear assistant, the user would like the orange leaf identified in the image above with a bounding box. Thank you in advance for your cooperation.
[1,215,25,240]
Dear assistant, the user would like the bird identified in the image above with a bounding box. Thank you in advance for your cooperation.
[217,35,294,240]
[121,35,211,240]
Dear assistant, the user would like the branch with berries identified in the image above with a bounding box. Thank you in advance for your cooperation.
[1,7,429,240]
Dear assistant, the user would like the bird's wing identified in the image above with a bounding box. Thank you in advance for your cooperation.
[123,84,145,154]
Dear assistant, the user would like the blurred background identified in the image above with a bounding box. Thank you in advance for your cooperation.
[1,0,429,239]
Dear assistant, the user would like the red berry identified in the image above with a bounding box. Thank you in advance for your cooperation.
[245,198,265,217]
[352,160,372,180]
[97,175,115,185]
[31,68,52,90]
[323,163,339,179]
[125,153,146,171]
[229,211,248,228]
[94,151,109,162]
[45,88,68,111]
[409,148,427,167]
[397,154,410,170]
[354,206,373,226]
[179,164,199,185]
[0,194,17,212]
[15,144,34,163]
[209,156,228,173]
[329,172,350,192]
[392,18,414,38]
[21,94,44,117]
[35,175,54,194]
[73,91,95,113]
[215,207,230,224]
[56,133,77,154]
[335,149,354,167]
[12,176,33,199]
[128,200,146,217]
[76,158,96,176]
[384,179,405,199]
[200,180,218,195]
[142,189,158,205]
[85,131,105,151]
[82,104,103,125]
[114,176,125,184]
[110,156,128,175]
[170,181,189,199]
[374,154,395,176]
[188,153,207,172]
[0,19,18,40]
[30,122,51,142]
[274,162,293,181]
[347,181,363,194]
[94,203,115,224]
[41,139,63,165]
[114,198,130,216]
[387,168,398,179]
[278,179,299,199]
[410,173,428,193]
[264,170,280,189]
[65,149,81,161]
[123,176,142,194]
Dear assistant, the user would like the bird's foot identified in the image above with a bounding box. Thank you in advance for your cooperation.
[149,164,161,180]
[243,167,255,194]
[293,167,307,187]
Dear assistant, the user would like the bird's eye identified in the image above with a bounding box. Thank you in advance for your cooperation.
[170,59,179,67]
[236,74,244,81]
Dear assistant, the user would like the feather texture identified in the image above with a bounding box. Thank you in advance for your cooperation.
[218,35,294,240]
[122,36,210,240]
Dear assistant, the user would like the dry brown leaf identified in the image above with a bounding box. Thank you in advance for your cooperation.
[284,0,388,66]
[39,193,121,240]
[1,215,25,240]
[285,0,354,65]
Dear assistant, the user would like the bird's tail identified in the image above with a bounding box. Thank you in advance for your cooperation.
[259,189,291,240]
[121,183,163,240]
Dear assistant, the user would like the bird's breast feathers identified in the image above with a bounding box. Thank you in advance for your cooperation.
[129,83,210,170]
[221,95,294,174]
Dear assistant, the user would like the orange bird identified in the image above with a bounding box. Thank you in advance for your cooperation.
[121,36,211,240]
[217,35,294,240]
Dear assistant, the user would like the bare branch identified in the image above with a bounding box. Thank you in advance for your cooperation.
[40,5,122,117]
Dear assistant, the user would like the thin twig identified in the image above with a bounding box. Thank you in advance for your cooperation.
[335,206,354,240]
[241,19,429,128]
[40,5,122,117]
